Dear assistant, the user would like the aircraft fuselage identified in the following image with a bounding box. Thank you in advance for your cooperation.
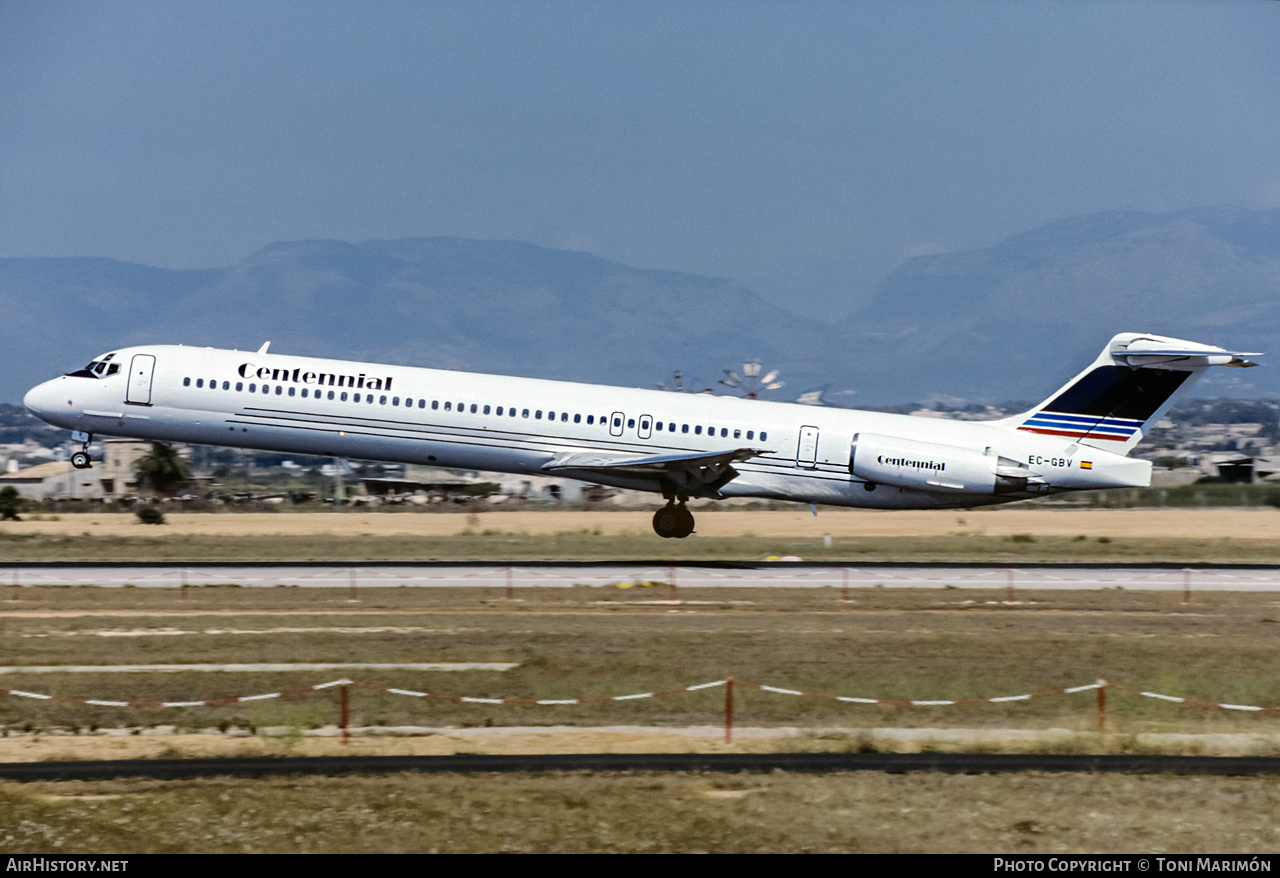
[23,343,1153,517]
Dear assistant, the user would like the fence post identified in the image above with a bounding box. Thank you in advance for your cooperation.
[341,681,350,745]
[1183,568,1191,605]
[348,567,358,602]
[10,569,17,601]
[842,567,849,602]
[1097,679,1107,733]
[725,677,734,745]
[180,567,187,600]
[1006,568,1015,603]
[669,566,678,602]
[506,566,513,600]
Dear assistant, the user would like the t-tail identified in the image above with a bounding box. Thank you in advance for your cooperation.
[1000,332,1261,456]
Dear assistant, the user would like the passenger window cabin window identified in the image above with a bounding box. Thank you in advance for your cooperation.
[444,402,452,411]
[432,400,438,410]
[183,378,191,387]
[613,416,621,428]
[747,431,754,440]
[368,395,374,404]
[496,406,504,416]
[341,392,348,401]
[249,383,257,392]
[627,418,635,429]
[393,397,399,406]
[288,387,295,397]
[721,428,728,438]
[761,431,768,441]
[275,386,283,395]
[523,409,530,418]
[587,415,594,425]
[574,414,581,424]
[470,404,477,414]
[682,424,689,433]
[262,385,270,394]
[656,422,663,431]
[236,382,243,392]
[483,405,491,415]
[222,381,229,390]
[196,379,204,388]
[536,410,543,420]
[418,399,425,408]
[380,395,387,405]
[328,391,335,400]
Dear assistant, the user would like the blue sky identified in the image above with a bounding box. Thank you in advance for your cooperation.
[2,1,1277,320]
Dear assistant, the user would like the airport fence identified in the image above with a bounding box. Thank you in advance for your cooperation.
[6,676,1280,745]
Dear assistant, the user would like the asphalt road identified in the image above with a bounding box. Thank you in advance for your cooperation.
[4,561,1280,591]
[5,752,1280,781]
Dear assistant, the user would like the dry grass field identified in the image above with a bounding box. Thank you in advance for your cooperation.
[5,772,1280,853]
[7,506,1280,538]
[5,576,1280,853]
[3,508,1280,852]
[3,507,1280,562]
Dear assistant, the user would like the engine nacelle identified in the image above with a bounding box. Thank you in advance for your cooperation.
[850,433,1028,495]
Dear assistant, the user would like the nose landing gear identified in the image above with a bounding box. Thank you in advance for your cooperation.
[652,501,695,539]
[70,431,93,469]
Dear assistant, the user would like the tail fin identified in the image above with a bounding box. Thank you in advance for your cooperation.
[1003,333,1261,455]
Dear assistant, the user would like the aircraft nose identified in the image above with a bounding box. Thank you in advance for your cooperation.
[23,379,59,418]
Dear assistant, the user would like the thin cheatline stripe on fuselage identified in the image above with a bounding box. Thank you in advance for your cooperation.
[225,406,846,480]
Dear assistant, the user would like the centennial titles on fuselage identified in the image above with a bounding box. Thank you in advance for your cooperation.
[237,362,393,391]
[876,454,945,473]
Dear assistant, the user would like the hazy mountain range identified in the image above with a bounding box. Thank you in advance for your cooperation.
[3,206,1277,407]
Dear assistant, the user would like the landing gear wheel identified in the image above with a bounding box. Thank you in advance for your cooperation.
[652,503,696,539]
[672,505,695,539]
[653,505,682,539]
[71,451,92,470]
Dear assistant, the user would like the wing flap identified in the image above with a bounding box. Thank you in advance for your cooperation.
[543,447,768,476]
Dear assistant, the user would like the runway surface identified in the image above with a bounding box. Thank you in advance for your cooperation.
[5,561,1280,591]
[5,752,1280,781]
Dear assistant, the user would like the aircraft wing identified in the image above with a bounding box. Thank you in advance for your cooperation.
[542,447,771,496]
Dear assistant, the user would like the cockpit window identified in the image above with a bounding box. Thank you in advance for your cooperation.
[65,352,120,379]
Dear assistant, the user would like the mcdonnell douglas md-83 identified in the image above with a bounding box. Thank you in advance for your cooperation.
[22,332,1259,538]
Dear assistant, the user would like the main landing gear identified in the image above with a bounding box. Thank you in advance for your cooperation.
[652,501,695,539]
[70,431,93,470]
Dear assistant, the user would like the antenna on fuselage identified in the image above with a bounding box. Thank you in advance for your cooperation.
[257,341,271,354]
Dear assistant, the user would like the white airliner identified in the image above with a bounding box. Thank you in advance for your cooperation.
[22,332,1258,538]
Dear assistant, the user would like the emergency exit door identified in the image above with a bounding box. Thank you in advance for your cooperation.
[126,354,155,405]
[796,425,819,469]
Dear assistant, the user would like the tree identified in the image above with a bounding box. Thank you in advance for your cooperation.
[134,443,191,496]
[0,486,21,521]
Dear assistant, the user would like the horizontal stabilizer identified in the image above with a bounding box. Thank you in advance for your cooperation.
[1111,337,1261,369]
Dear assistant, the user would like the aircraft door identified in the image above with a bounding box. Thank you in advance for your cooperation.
[796,425,819,469]
[126,354,156,406]
[609,411,625,437]
[638,414,653,439]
